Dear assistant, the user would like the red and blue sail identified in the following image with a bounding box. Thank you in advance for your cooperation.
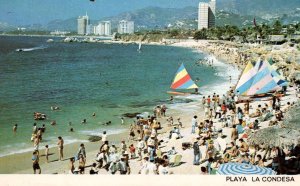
[171,63,198,90]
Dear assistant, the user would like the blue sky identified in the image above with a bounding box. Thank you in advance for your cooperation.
[0,0,204,25]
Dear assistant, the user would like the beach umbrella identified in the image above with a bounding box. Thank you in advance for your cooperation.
[248,126,300,148]
[217,163,276,175]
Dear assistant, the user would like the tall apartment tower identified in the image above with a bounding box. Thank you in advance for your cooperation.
[118,20,134,34]
[95,21,111,36]
[77,13,89,35]
[198,0,216,30]
[103,21,111,36]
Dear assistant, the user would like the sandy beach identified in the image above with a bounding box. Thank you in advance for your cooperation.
[1,39,300,175]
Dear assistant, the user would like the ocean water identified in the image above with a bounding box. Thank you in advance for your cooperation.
[0,36,237,157]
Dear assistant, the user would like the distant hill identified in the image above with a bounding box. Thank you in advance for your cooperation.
[218,0,300,18]
[99,6,198,30]
[46,18,77,31]
[0,21,16,32]
[3,1,300,32]
[40,6,269,32]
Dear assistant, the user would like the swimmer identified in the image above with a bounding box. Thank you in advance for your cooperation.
[51,106,60,110]
[13,124,18,133]
[51,121,56,126]
[81,119,87,124]
[170,96,174,102]
[69,128,74,132]
[104,121,112,125]
[92,112,96,117]
[121,117,124,125]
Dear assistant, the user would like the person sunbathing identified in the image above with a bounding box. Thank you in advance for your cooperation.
[201,130,212,141]
[205,141,215,160]
[238,154,250,164]
[249,108,262,118]
[223,142,238,162]
[253,154,264,167]
[238,139,249,153]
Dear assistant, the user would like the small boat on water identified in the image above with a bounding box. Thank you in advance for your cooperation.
[47,39,54,43]
[137,41,142,52]
[167,63,199,95]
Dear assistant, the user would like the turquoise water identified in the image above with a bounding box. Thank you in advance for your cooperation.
[0,36,221,157]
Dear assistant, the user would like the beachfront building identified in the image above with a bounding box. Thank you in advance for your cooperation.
[118,20,134,34]
[77,13,89,35]
[86,24,94,35]
[95,21,111,36]
[198,0,216,30]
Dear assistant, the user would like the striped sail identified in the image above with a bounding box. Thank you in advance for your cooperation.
[246,60,281,95]
[266,59,288,87]
[236,59,287,96]
[170,63,198,89]
[235,61,258,95]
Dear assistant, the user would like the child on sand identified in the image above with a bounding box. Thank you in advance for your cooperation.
[45,145,49,163]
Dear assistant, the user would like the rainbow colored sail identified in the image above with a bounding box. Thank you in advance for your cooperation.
[170,63,198,90]
[235,59,288,96]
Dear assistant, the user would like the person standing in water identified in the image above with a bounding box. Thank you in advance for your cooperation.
[121,117,125,125]
[33,123,37,134]
[13,124,18,133]
[57,136,64,161]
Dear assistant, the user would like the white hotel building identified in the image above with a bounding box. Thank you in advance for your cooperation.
[198,0,216,30]
[118,20,134,34]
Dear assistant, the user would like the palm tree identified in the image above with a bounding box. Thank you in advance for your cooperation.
[272,20,282,35]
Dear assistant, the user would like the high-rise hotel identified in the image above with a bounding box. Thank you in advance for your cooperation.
[95,21,111,36]
[77,13,89,35]
[118,20,134,34]
[198,0,216,30]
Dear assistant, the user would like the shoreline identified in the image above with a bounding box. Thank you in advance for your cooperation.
[1,38,299,174]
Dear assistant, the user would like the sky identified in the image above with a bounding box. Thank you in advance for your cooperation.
[0,0,207,26]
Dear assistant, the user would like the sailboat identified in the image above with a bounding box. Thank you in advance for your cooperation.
[137,41,142,52]
[167,63,199,95]
[235,59,288,97]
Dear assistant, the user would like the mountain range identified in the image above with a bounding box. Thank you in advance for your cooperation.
[1,0,300,32]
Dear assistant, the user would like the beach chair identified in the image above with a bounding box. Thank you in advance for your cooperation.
[169,154,182,167]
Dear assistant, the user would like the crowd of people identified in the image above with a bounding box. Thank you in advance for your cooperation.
[188,86,300,174]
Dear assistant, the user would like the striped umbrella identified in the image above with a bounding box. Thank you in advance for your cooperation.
[217,163,276,175]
